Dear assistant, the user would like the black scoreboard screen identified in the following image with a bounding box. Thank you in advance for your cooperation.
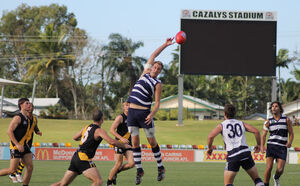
[180,10,277,76]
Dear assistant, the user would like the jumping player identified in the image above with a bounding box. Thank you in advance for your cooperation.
[207,104,264,186]
[0,98,34,186]
[127,38,174,184]
[106,102,134,186]
[261,101,294,186]
[51,109,131,186]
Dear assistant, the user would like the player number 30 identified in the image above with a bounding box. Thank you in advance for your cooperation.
[226,123,242,138]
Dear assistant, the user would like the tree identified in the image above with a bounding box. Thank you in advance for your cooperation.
[102,33,146,113]
[281,78,300,104]
[276,49,297,101]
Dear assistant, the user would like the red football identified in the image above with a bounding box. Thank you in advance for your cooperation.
[175,31,186,44]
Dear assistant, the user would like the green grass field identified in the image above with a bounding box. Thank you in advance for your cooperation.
[0,161,299,186]
[0,118,299,148]
[0,119,299,185]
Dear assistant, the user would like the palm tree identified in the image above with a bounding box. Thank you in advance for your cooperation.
[281,78,300,103]
[25,23,74,98]
[276,49,296,101]
[103,33,146,93]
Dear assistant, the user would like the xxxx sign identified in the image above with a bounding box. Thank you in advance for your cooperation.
[198,150,266,163]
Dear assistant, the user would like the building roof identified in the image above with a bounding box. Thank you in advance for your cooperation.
[0,78,28,86]
[158,95,224,110]
[245,113,266,120]
[0,96,60,109]
[283,99,300,115]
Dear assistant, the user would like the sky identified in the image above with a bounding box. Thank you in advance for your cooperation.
[1,0,300,81]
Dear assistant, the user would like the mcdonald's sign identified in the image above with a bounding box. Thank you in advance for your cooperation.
[36,149,50,160]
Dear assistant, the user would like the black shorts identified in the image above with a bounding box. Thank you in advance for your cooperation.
[225,155,255,172]
[68,152,96,175]
[127,108,154,129]
[114,146,132,154]
[10,145,31,159]
[266,144,287,161]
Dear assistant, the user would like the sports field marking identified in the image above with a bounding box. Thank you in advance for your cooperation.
[287,171,300,174]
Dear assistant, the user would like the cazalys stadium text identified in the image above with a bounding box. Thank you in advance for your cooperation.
[192,11,264,19]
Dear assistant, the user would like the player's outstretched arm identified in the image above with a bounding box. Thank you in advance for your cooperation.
[97,128,131,149]
[110,115,129,144]
[141,38,174,76]
[207,124,222,155]
[244,122,261,153]
[73,128,84,141]
[145,83,162,124]
[286,117,294,148]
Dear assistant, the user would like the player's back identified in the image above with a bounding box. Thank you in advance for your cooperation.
[79,124,103,159]
[221,119,250,161]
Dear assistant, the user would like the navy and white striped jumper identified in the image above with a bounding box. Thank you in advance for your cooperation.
[128,73,161,109]
[222,119,251,162]
[267,114,288,147]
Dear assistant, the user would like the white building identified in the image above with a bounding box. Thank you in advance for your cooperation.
[283,99,300,119]
[0,96,60,116]
[156,95,224,120]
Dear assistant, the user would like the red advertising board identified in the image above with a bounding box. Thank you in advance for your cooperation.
[35,148,115,161]
[34,148,194,162]
[142,149,194,162]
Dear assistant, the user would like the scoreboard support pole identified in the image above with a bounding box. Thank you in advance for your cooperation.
[267,76,277,119]
[177,74,184,126]
[271,76,277,102]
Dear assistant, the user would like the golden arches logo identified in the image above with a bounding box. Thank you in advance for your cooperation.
[36,149,49,160]
[297,153,300,164]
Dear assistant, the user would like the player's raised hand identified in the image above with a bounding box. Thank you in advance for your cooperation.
[165,37,175,46]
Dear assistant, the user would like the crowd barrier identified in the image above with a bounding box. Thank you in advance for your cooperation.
[1,146,299,164]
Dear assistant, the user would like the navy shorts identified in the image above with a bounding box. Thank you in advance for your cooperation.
[266,144,287,161]
[68,152,96,175]
[127,108,154,129]
[225,155,255,172]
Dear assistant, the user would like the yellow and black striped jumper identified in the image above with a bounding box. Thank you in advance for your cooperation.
[9,113,31,158]
[68,124,103,174]
[12,114,39,176]
[115,113,132,154]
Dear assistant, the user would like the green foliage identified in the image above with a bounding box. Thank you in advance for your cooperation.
[101,33,146,116]
[155,108,195,121]
[39,104,68,119]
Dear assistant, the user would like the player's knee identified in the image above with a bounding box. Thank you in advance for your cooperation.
[265,164,273,171]
[277,167,284,174]
[26,164,33,172]
[128,161,135,168]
